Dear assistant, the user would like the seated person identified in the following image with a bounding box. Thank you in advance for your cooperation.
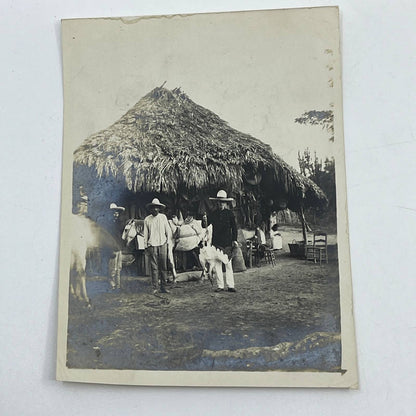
[174,211,205,271]
[175,211,204,251]
[270,223,283,250]
[255,226,267,245]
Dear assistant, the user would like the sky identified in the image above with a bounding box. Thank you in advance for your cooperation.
[62,7,340,170]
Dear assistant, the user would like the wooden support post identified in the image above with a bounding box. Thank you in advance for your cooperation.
[299,205,308,245]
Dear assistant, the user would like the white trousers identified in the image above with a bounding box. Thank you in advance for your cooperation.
[214,260,235,289]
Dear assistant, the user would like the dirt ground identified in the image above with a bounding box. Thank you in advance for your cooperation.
[67,248,341,372]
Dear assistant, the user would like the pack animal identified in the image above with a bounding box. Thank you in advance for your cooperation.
[198,244,230,284]
[70,214,120,307]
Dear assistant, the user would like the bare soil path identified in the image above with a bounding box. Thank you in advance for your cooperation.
[67,254,341,372]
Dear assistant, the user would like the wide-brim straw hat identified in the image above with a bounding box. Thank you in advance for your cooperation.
[109,203,125,211]
[209,189,234,202]
[146,198,166,209]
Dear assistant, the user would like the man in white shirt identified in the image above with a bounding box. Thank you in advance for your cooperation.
[144,198,171,294]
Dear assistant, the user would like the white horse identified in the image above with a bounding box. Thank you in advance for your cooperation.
[70,214,120,307]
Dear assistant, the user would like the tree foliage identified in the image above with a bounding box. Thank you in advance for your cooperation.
[298,148,336,229]
[295,110,334,142]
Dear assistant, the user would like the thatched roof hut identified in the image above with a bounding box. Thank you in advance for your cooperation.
[74,86,326,222]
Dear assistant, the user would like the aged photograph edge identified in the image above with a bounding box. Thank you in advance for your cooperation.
[55,6,359,388]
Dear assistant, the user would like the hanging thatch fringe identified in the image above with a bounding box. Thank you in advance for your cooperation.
[74,87,326,208]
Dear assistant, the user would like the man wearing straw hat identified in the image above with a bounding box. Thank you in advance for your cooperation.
[208,190,238,293]
[144,198,172,294]
[108,203,126,290]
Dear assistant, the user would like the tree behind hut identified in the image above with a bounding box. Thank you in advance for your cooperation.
[295,101,336,231]
[298,149,336,231]
[295,110,334,142]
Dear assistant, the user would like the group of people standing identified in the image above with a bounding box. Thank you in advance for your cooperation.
[107,189,239,295]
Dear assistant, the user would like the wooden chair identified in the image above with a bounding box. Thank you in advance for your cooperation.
[305,236,315,262]
[263,246,276,266]
[246,239,259,267]
[306,231,328,265]
[247,240,276,267]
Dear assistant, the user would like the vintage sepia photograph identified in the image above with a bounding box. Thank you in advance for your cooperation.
[57,7,358,387]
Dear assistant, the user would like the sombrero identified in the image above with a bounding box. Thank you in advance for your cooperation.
[209,190,234,202]
[109,203,125,211]
[146,198,166,209]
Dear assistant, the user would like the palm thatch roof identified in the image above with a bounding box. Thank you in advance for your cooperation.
[74,86,326,210]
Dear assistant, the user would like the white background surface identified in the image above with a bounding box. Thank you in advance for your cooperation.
[1,0,415,415]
